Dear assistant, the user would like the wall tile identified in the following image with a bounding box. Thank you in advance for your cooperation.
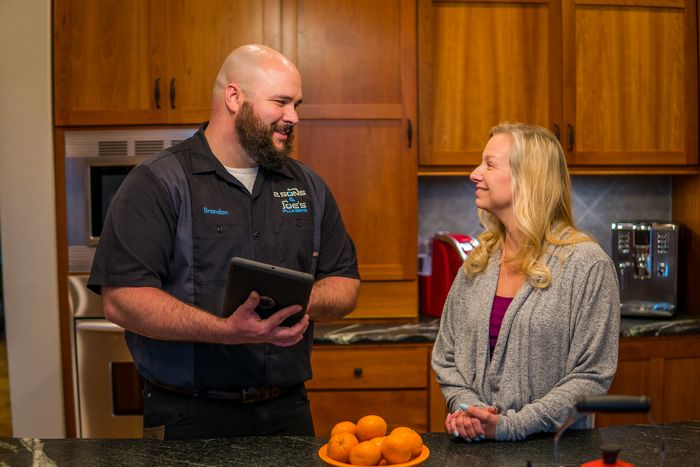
[419,175,672,256]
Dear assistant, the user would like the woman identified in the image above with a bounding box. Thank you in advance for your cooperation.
[431,123,619,442]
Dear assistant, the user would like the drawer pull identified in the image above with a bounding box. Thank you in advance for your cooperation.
[353,367,363,378]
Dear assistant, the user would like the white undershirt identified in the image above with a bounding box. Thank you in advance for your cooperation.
[225,166,259,193]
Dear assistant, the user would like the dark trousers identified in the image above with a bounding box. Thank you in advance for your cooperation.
[142,381,315,440]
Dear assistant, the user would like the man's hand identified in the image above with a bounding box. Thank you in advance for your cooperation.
[222,291,310,346]
[445,405,499,441]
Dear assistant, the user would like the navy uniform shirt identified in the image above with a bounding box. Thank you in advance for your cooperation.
[88,126,359,390]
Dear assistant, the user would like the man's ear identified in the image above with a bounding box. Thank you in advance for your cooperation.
[224,83,243,113]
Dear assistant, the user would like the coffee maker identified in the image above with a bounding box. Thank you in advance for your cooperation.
[611,222,679,317]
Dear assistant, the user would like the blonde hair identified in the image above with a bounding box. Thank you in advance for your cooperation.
[464,122,591,288]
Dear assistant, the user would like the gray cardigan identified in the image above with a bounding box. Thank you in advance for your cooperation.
[431,241,620,441]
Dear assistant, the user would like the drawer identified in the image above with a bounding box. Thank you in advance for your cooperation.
[308,390,428,437]
[307,345,428,390]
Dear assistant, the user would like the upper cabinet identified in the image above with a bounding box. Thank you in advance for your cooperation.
[419,0,698,171]
[562,0,698,167]
[282,0,418,317]
[54,0,278,126]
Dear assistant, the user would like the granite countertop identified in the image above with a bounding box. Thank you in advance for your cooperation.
[314,315,700,345]
[1,422,697,466]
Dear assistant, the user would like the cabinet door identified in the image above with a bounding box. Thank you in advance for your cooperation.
[283,0,418,317]
[562,0,698,166]
[54,0,167,125]
[419,0,556,166]
[165,0,280,124]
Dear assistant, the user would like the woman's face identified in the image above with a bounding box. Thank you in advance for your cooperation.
[469,133,514,221]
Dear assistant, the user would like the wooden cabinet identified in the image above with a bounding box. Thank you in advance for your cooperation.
[282,0,418,318]
[54,0,277,125]
[307,344,431,436]
[597,335,700,427]
[419,0,698,171]
[54,0,418,319]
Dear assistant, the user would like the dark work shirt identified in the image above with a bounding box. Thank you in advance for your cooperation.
[88,125,359,390]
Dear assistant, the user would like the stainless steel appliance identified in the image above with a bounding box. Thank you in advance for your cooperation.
[64,129,196,437]
[65,128,195,272]
[68,275,143,438]
[611,222,679,317]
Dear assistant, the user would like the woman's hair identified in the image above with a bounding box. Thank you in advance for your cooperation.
[464,122,591,288]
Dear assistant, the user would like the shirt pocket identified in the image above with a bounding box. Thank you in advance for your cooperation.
[271,215,314,271]
[192,221,243,286]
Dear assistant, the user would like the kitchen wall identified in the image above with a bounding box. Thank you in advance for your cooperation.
[0,0,65,437]
[419,175,672,257]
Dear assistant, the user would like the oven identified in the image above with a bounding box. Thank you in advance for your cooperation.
[68,275,143,438]
[64,128,196,437]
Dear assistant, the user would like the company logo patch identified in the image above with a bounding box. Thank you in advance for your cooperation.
[203,207,229,216]
[273,187,308,214]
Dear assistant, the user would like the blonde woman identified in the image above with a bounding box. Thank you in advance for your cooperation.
[431,123,619,441]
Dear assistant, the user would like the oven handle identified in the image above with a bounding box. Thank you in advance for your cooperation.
[75,320,125,333]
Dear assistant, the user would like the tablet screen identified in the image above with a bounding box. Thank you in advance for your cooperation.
[221,257,314,326]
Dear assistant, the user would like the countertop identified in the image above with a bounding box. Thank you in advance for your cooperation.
[1,422,698,466]
[314,315,700,345]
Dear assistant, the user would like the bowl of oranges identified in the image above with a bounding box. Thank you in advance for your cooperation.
[318,415,429,466]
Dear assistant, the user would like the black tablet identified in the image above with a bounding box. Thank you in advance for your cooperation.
[221,257,314,326]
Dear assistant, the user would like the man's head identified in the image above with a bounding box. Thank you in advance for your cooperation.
[210,44,302,169]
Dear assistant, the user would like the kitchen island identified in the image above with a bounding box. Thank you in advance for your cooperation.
[1,421,697,466]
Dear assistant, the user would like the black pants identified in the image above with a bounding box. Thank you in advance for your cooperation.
[142,381,315,440]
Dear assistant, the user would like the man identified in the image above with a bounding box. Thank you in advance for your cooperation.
[88,44,361,440]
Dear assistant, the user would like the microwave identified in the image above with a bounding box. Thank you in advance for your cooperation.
[65,129,196,272]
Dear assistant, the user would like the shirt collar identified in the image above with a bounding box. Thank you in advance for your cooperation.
[190,122,295,180]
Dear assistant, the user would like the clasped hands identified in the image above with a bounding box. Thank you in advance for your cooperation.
[445,404,499,442]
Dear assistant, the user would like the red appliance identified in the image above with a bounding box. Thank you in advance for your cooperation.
[419,232,477,317]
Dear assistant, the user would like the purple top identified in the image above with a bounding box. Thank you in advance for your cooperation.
[489,295,513,356]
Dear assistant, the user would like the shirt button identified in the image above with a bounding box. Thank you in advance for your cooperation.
[217,225,223,233]
[254,231,261,238]
[296,219,302,227]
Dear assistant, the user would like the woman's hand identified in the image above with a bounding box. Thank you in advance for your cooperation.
[445,405,499,441]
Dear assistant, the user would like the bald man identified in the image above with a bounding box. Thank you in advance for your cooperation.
[88,44,360,440]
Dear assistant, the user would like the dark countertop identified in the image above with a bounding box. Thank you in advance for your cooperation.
[314,314,700,345]
[0,422,698,466]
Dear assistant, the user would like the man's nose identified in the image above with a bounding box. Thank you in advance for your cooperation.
[283,105,299,125]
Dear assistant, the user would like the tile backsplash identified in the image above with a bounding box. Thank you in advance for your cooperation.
[418,175,672,257]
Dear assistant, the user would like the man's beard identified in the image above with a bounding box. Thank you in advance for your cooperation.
[235,101,294,170]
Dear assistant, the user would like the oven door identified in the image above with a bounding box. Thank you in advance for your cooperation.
[75,319,143,438]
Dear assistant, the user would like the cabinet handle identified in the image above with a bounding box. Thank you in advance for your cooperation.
[407,119,413,148]
[170,78,176,109]
[154,78,161,109]
[553,123,560,141]
[567,124,575,152]
[353,367,363,378]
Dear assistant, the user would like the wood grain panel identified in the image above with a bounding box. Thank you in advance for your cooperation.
[290,0,404,105]
[571,5,685,153]
[297,120,417,281]
[347,280,418,319]
[672,175,700,316]
[308,346,428,390]
[662,357,700,421]
[425,1,552,165]
[54,0,166,125]
[596,359,657,426]
[308,390,428,436]
[165,0,274,124]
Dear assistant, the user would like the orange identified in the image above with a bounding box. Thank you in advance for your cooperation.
[390,426,424,458]
[331,420,357,438]
[355,415,388,441]
[326,432,359,464]
[370,436,385,450]
[380,433,412,464]
[349,440,383,466]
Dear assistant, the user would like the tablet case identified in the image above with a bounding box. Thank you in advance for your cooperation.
[222,257,314,326]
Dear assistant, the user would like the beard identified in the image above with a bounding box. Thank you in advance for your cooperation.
[235,101,295,170]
